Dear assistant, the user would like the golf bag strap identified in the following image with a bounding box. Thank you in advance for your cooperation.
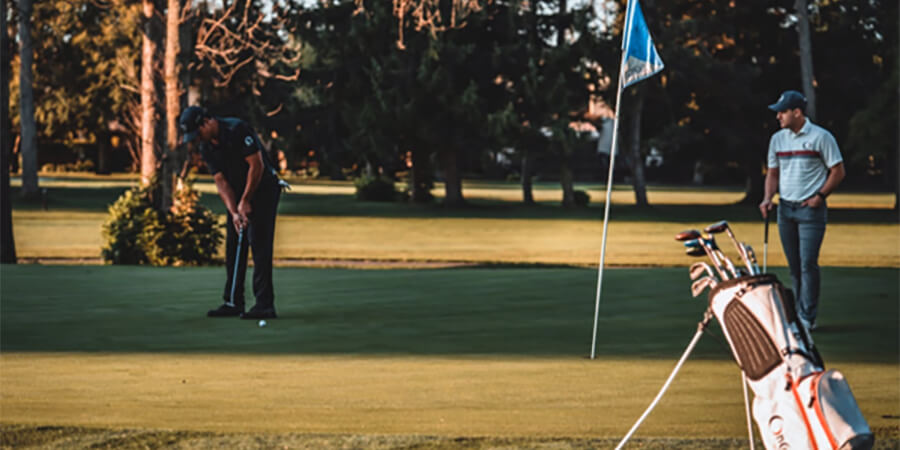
[810,373,840,449]
[789,374,820,450]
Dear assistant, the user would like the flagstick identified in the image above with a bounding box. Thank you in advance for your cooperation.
[590,58,627,360]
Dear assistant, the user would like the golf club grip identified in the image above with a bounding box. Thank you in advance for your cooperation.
[764,213,770,242]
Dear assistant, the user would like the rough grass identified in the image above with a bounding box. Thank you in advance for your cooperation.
[1,265,897,447]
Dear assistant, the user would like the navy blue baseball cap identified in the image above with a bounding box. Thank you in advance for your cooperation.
[768,90,807,112]
[179,106,208,144]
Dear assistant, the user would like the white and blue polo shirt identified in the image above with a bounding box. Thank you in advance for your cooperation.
[767,119,843,202]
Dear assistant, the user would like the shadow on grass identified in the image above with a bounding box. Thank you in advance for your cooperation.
[13,186,899,224]
[1,265,896,363]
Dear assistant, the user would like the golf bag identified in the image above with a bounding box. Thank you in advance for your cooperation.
[707,274,873,450]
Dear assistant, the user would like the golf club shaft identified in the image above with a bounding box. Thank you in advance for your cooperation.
[724,229,754,276]
[764,213,770,273]
[228,227,244,307]
[706,221,753,276]
[699,239,731,280]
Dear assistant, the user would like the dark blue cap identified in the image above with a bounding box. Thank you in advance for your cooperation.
[179,106,208,144]
[768,90,807,112]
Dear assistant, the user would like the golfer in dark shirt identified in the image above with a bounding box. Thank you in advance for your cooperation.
[180,105,281,319]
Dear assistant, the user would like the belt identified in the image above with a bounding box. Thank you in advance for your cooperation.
[780,199,804,207]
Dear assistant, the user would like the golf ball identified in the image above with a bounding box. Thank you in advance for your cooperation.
[258,320,267,327]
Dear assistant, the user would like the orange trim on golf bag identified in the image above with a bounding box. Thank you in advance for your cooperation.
[789,374,819,450]
[810,372,840,449]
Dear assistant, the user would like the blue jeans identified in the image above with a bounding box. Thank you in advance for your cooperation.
[777,200,827,324]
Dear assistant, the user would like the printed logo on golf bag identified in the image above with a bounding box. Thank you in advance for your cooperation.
[768,415,790,449]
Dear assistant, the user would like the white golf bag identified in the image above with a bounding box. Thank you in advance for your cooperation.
[708,274,873,450]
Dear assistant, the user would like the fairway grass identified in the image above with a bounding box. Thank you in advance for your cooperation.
[10,180,899,267]
[1,265,897,445]
[11,212,900,267]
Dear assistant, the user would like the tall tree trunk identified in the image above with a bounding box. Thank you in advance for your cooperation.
[410,148,432,203]
[439,148,464,206]
[556,0,567,47]
[162,0,184,211]
[626,88,649,207]
[559,134,576,207]
[794,0,816,121]
[140,0,161,186]
[521,147,534,204]
[96,128,111,174]
[560,158,575,207]
[556,0,575,207]
[1,1,17,263]
[16,0,38,198]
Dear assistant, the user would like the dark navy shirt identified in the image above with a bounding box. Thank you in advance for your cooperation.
[199,117,278,197]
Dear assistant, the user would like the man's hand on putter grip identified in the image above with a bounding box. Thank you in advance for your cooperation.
[759,200,775,219]
[238,199,253,220]
[231,210,248,231]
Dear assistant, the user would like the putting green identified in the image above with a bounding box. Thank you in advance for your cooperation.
[1,265,897,444]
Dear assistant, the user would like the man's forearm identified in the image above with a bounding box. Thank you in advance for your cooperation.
[818,163,845,196]
[763,169,779,202]
[215,175,239,214]
[240,162,263,204]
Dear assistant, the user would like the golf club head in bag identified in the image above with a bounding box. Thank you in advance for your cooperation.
[705,220,755,276]
[690,262,717,281]
[691,276,717,297]
[684,238,731,280]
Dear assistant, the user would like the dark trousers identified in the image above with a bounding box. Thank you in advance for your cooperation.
[778,199,827,325]
[223,185,281,308]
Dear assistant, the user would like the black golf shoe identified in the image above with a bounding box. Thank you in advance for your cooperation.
[240,305,277,320]
[207,303,243,317]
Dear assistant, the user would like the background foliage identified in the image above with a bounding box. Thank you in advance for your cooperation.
[6,0,898,200]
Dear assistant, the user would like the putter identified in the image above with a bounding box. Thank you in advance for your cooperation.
[705,220,754,276]
[764,211,771,273]
[226,227,244,308]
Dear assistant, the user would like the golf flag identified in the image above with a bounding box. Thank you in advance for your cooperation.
[621,0,664,88]
[590,0,664,360]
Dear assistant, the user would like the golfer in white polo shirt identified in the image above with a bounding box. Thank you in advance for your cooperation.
[759,90,845,332]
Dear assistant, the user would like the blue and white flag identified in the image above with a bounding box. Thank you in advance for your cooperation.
[621,0,664,88]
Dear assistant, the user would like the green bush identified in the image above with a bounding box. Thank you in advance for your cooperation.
[101,184,158,264]
[102,177,223,266]
[574,190,591,207]
[354,175,397,202]
[40,159,95,173]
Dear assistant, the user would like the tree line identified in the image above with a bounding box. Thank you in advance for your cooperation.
[2,0,897,218]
